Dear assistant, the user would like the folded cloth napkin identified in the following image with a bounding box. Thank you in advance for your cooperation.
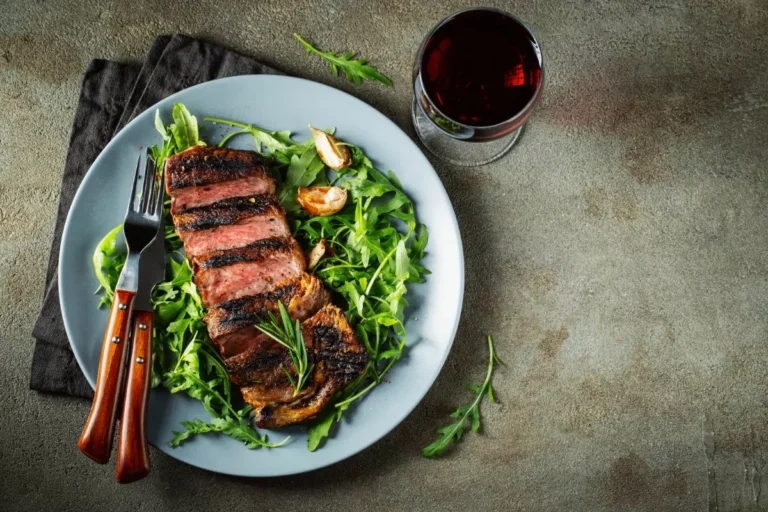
[30,34,282,398]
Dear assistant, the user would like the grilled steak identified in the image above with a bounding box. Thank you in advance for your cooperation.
[172,177,276,215]
[205,273,330,358]
[236,305,368,428]
[175,195,290,259]
[166,146,276,214]
[165,145,368,429]
[194,237,306,307]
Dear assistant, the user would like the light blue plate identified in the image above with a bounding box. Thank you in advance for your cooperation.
[59,75,464,477]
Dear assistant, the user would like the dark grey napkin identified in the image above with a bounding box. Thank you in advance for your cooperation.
[31,34,281,397]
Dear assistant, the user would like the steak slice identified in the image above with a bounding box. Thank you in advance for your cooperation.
[229,304,368,428]
[194,237,306,308]
[171,177,276,214]
[175,195,290,259]
[165,146,275,213]
[205,273,330,358]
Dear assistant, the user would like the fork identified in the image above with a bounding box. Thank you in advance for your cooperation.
[78,150,163,465]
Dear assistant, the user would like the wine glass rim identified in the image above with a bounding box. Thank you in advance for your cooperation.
[415,7,546,131]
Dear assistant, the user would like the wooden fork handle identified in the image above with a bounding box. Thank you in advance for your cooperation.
[116,310,153,483]
[78,289,135,464]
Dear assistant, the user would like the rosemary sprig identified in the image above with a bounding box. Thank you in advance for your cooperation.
[422,335,501,457]
[294,33,393,87]
[255,302,314,396]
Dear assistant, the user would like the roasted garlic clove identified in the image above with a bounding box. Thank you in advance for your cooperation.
[310,125,352,170]
[308,238,327,270]
[297,186,348,216]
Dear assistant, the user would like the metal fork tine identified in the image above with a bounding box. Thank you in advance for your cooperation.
[152,167,165,217]
[128,153,143,213]
[147,158,158,216]
[141,150,153,213]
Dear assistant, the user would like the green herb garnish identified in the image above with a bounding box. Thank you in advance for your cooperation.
[255,302,314,396]
[422,335,501,458]
[294,34,393,87]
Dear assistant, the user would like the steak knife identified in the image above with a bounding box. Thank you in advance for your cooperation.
[79,152,164,465]
[115,169,166,483]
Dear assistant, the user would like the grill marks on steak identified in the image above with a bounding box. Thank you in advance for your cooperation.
[165,145,368,428]
[175,195,284,232]
[194,237,306,307]
[205,273,330,358]
[167,147,277,228]
[166,146,274,192]
[175,195,290,259]
[171,176,276,214]
[237,305,368,428]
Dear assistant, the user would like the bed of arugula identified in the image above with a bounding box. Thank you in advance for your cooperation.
[93,104,429,451]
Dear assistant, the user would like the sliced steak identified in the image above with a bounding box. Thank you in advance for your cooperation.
[171,177,276,214]
[205,273,330,358]
[165,146,275,213]
[165,145,367,429]
[175,195,290,258]
[194,237,306,308]
[231,304,368,428]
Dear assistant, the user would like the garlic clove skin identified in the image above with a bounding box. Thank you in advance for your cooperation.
[308,238,327,270]
[310,125,352,170]
[297,186,348,216]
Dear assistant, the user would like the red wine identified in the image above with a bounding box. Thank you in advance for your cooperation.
[421,10,542,127]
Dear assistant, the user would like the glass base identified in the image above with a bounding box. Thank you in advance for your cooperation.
[411,98,522,166]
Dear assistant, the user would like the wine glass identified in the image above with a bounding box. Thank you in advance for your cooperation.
[412,7,545,166]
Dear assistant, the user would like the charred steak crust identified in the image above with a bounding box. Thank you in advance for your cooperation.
[247,305,369,428]
[217,280,298,313]
[196,237,303,270]
[206,279,300,334]
[303,306,368,388]
[311,325,369,384]
[165,146,274,191]
[226,343,293,387]
[174,194,284,232]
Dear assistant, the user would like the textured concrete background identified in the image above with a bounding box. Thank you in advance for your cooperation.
[2,0,768,510]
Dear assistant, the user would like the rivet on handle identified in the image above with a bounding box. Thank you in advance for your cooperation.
[112,336,120,344]
[138,323,147,330]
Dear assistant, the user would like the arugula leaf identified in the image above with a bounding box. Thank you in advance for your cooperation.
[204,117,300,155]
[155,110,169,140]
[278,147,325,211]
[422,335,501,458]
[153,105,204,172]
[307,408,337,452]
[171,414,288,449]
[294,34,393,87]
[170,103,200,149]
[395,240,409,281]
[92,223,125,307]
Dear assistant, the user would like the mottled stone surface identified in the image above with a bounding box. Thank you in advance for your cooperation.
[2,1,768,510]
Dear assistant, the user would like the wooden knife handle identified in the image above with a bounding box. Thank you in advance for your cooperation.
[78,289,135,464]
[116,310,153,483]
